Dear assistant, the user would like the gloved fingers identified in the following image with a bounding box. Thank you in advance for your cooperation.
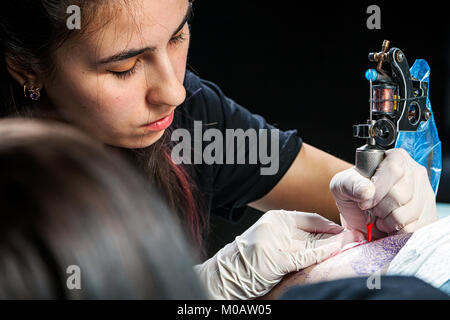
[395,219,418,235]
[288,211,344,235]
[303,243,341,266]
[290,230,365,269]
[339,214,350,229]
[315,232,334,240]
[339,213,386,241]
[340,211,368,234]
[291,240,340,268]
[369,221,388,241]
[338,204,387,239]
[291,229,338,243]
[291,229,362,249]
[330,168,375,202]
[391,196,437,235]
[359,148,408,210]
[291,228,313,241]
[371,174,414,219]
[375,198,420,234]
[315,229,365,248]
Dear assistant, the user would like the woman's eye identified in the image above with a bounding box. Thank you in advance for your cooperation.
[109,60,140,80]
[107,25,189,80]
[169,23,189,45]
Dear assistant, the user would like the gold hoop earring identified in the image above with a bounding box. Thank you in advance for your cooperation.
[23,84,41,101]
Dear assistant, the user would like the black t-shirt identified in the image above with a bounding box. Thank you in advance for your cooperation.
[173,70,303,222]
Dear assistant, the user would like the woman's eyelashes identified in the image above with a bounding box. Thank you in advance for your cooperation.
[110,59,141,79]
[169,30,187,45]
[108,27,189,80]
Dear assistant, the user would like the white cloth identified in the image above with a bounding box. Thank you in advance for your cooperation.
[387,216,450,289]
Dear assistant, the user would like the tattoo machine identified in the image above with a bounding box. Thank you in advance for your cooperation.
[353,40,434,241]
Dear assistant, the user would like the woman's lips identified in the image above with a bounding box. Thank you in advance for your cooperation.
[143,111,174,131]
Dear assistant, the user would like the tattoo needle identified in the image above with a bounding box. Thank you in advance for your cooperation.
[366,210,374,242]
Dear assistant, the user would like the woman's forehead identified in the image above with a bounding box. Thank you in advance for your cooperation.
[73,0,188,59]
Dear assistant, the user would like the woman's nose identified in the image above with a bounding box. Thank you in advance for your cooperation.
[145,53,186,108]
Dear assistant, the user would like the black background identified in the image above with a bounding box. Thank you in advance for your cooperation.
[188,1,450,202]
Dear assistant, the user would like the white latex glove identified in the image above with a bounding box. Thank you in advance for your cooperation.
[330,148,437,239]
[194,210,364,300]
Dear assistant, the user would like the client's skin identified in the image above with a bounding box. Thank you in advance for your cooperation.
[261,232,412,299]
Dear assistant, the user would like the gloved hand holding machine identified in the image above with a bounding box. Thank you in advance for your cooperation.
[352,40,441,241]
[195,40,442,300]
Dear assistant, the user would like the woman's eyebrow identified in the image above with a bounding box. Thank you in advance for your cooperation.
[97,3,192,65]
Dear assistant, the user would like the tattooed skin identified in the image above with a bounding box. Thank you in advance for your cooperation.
[260,233,412,300]
[350,233,412,275]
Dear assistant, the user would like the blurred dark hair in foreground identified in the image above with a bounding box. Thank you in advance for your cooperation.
[0,118,206,299]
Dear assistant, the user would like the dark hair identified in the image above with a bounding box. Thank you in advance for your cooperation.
[0,0,207,256]
[0,118,206,299]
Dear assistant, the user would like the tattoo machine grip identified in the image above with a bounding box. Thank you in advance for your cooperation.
[355,144,384,242]
[355,144,385,179]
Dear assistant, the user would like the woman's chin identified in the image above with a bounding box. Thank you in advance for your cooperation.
[124,129,166,149]
[101,128,167,149]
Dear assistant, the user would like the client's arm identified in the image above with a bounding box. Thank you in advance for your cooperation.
[261,233,412,299]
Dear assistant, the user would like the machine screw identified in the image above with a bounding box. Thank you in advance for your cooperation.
[396,51,404,63]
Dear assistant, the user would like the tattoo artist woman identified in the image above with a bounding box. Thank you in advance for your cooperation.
[0,0,437,299]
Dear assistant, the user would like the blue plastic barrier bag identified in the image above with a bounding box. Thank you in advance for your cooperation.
[395,59,442,195]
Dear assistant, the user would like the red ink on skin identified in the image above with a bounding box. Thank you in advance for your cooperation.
[366,222,373,242]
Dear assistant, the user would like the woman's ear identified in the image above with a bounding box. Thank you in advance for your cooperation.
[5,57,43,88]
